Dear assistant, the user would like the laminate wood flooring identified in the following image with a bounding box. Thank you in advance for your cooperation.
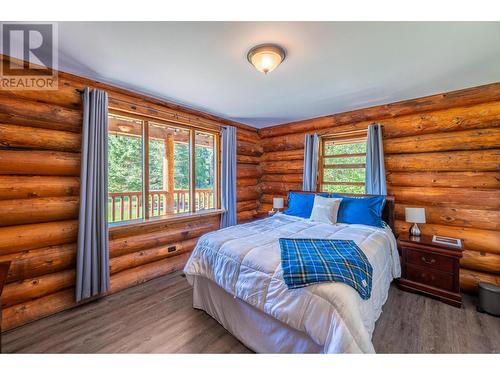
[3,271,499,353]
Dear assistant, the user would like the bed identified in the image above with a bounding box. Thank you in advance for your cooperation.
[183,193,401,353]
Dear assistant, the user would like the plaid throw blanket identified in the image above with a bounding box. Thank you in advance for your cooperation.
[279,238,373,300]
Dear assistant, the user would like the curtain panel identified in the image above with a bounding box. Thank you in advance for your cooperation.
[302,133,320,191]
[220,126,237,228]
[76,87,110,303]
[365,124,387,195]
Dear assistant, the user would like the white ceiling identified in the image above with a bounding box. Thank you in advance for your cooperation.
[33,22,500,127]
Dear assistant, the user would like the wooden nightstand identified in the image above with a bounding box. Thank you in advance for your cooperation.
[0,261,11,353]
[398,234,464,308]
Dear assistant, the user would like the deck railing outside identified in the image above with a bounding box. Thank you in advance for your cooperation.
[108,189,215,222]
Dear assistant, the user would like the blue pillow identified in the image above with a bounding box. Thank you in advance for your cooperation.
[283,192,329,218]
[331,194,386,228]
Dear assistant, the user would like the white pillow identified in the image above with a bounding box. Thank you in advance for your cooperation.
[309,195,342,224]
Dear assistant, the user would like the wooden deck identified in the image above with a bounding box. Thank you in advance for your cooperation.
[3,272,499,353]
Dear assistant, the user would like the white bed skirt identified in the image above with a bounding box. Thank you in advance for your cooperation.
[192,275,322,353]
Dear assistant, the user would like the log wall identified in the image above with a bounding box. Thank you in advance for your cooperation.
[0,55,261,330]
[258,82,500,294]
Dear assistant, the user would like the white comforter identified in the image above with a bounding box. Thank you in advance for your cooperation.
[183,214,401,353]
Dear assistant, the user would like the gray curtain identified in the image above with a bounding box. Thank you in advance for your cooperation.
[76,87,110,303]
[365,124,387,195]
[220,126,237,228]
[302,133,320,191]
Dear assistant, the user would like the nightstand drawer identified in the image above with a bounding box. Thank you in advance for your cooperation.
[403,248,454,273]
[405,265,454,291]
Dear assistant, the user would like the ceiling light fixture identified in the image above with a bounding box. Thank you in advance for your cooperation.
[247,44,286,75]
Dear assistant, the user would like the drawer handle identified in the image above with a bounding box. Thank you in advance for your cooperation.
[420,272,435,281]
[421,256,436,264]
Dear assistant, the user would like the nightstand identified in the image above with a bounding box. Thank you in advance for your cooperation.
[0,261,11,353]
[398,234,464,308]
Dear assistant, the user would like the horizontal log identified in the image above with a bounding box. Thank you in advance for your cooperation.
[386,171,500,189]
[236,185,261,201]
[395,220,500,255]
[109,211,220,239]
[385,150,500,172]
[395,204,500,231]
[2,269,75,308]
[110,238,198,274]
[0,196,79,227]
[460,268,500,293]
[260,181,302,195]
[237,154,260,164]
[262,133,306,152]
[237,164,262,179]
[237,200,259,212]
[236,129,260,144]
[109,221,217,258]
[0,175,80,200]
[237,210,257,222]
[110,252,190,294]
[259,93,500,138]
[261,160,303,175]
[0,220,78,256]
[0,79,82,109]
[461,250,500,275]
[0,150,81,176]
[261,149,304,162]
[2,288,75,331]
[384,127,500,154]
[0,95,82,132]
[236,177,259,188]
[237,140,263,157]
[0,243,76,283]
[387,186,499,210]
[0,123,81,152]
[259,203,273,214]
[261,174,303,183]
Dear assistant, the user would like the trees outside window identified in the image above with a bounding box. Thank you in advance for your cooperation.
[108,113,219,224]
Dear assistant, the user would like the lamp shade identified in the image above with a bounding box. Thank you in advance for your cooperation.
[273,197,284,209]
[405,207,426,224]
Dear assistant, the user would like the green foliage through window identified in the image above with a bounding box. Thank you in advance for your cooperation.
[321,139,366,194]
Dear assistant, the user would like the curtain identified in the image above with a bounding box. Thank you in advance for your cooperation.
[76,87,110,303]
[365,123,387,195]
[220,126,237,228]
[302,133,320,191]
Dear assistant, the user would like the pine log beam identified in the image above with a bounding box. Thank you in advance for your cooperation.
[0,150,81,176]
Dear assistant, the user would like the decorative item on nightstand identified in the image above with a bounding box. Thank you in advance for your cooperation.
[273,197,284,213]
[405,207,426,237]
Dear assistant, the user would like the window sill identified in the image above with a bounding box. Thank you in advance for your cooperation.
[108,208,225,234]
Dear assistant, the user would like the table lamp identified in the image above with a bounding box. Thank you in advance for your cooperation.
[273,197,284,213]
[405,207,426,237]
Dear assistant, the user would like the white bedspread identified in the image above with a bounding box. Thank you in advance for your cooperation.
[183,214,401,353]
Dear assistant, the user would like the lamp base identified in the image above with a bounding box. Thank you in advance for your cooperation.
[409,223,421,237]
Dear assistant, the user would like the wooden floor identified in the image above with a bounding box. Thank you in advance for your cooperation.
[3,271,499,353]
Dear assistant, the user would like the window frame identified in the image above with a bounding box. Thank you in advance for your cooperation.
[108,109,222,227]
[317,130,368,193]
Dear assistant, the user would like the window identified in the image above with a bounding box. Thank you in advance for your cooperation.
[108,113,219,224]
[318,132,367,194]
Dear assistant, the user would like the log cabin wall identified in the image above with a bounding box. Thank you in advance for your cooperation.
[258,82,500,294]
[0,55,262,330]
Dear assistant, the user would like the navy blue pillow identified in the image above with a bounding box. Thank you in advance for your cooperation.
[331,194,386,228]
[283,192,329,218]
